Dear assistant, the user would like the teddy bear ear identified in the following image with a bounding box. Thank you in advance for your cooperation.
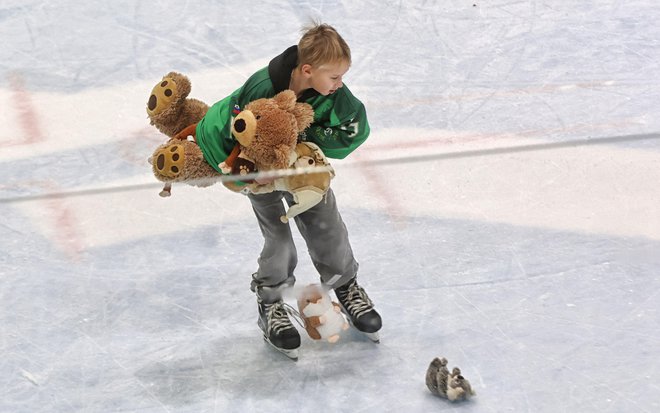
[273,90,314,132]
[164,71,192,98]
[290,102,315,132]
[273,90,297,111]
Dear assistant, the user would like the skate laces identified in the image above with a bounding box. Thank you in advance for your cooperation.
[338,280,374,319]
[264,301,304,334]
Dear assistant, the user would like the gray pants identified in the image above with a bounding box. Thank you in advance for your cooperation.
[248,188,358,301]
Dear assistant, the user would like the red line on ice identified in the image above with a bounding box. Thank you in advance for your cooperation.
[43,187,84,262]
[3,73,84,261]
[1,72,46,147]
[353,150,408,228]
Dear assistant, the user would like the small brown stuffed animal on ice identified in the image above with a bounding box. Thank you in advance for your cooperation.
[297,284,349,343]
[425,357,476,401]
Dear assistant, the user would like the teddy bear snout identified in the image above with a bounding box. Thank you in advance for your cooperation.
[234,118,246,133]
[231,110,257,147]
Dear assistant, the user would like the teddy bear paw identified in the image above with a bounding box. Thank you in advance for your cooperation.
[147,76,179,117]
[238,164,251,176]
[152,144,185,179]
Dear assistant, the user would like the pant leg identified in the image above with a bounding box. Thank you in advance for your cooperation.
[248,191,297,299]
[287,188,358,288]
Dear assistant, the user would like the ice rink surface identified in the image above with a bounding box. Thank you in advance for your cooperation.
[2,1,659,412]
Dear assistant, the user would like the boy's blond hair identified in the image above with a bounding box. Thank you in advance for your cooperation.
[297,23,351,68]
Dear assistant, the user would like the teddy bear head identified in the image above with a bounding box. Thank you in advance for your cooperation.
[231,90,314,170]
[446,367,475,401]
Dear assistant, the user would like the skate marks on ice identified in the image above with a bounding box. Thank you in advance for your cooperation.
[132,330,389,411]
[349,211,660,412]
[3,199,659,411]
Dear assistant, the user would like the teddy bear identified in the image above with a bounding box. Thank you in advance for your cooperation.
[425,357,476,401]
[272,142,334,223]
[146,71,222,196]
[226,91,334,222]
[296,284,349,343]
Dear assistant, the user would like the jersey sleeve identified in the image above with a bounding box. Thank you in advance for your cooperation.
[305,102,370,159]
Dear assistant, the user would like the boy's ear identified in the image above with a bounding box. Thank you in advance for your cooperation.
[300,63,313,78]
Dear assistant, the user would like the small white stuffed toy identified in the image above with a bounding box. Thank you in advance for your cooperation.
[297,284,349,343]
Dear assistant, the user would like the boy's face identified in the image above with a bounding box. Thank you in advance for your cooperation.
[305,60,350,96]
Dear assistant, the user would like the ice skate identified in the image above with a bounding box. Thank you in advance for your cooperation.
[334,277,382,343]
[257,298,301,360]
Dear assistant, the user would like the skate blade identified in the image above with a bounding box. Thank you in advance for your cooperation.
[278,347,299,360]
[364,331,380,343]
[338,304,381,343]
[263,336,299,361]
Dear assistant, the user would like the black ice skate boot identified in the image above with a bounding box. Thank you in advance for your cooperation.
[334,277,382,343]
[257,297,301,360]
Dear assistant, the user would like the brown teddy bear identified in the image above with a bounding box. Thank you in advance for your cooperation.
[146,72,334,214]
[226,90,334,222]
[146,72,220,196]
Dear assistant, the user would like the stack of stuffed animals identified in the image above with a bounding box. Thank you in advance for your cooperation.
[146,72,332,223]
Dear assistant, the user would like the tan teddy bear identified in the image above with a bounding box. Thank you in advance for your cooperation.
[272,141,334,223]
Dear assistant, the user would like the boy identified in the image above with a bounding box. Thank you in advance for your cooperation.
[196,24,381,359]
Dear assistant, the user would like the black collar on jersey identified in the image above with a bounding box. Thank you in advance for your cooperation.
[268,45,320,102]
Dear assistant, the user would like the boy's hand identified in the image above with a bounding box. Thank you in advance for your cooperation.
[248,181,275,194]
[255,176,275,185]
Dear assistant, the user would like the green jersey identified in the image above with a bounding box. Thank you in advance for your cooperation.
[196,46,370,173]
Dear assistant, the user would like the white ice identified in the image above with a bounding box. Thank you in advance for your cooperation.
[1,1,659,412]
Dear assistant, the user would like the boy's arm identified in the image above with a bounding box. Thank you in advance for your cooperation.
[305,103,370,159]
